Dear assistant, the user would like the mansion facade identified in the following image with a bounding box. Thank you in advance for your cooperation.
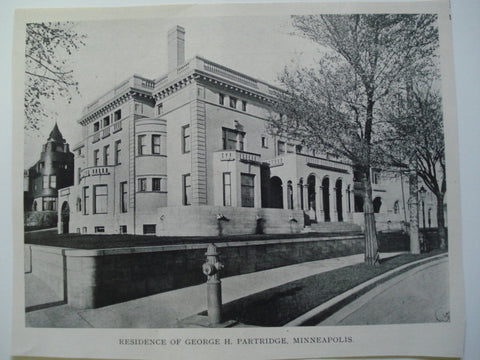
[57,26,438,236]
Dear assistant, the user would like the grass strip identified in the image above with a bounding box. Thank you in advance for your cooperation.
[218,250,446,327]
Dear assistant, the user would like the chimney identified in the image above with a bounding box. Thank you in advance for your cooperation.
[168,25,185,72]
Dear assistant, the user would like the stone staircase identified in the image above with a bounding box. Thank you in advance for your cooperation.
[302,221,363,235]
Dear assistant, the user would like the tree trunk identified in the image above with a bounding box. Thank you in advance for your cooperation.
[436,192,447,250]
[408,170,421,254]
[362,172,378,265]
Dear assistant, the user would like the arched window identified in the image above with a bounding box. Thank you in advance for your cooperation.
[373,197,382,213]
[393,200,400,214]
[76,197,82,212]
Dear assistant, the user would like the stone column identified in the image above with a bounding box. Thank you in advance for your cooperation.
[317,184,324,222]
[303,184,309,212]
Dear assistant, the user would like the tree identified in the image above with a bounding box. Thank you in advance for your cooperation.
[384,78,447,249]
[269,14,439,265]
[25,22,86,131]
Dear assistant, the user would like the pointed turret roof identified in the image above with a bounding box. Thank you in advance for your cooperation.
[47,122,65,143]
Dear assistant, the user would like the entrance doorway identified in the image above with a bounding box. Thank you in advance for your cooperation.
[335,178,343,222]
[322,177,330,222]
[269,176,283,208]
[61,201,70,234]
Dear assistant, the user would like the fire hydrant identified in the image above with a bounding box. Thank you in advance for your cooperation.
[202,243,224,325]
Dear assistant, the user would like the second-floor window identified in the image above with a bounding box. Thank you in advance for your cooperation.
[157,103,163,115]
[242,100,247,112]
[43,175,49,189]
[114,109,122,121]
[152,178,162,192]
[93,185,108,214]
[94,149,100,166]
[182,125,191,153]
[229,96,237,109]
[138,178,147,192]
[114,140,121,165]
[219,93,225,105]
[277,141,285,156]
[49,175,56,189]
[103,116,110,127]
[103,145,110,166]
[222,128,244,151]
[152,135,161,154]
[138,135,147,155]
[93,122,100,132]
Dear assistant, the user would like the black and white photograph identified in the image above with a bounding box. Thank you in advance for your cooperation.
[10,1,467,359]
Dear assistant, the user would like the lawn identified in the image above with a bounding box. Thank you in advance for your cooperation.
[24,229,364,249]
[217,250,447,327]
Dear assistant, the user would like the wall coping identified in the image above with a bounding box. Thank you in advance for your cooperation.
[25,235,364,258]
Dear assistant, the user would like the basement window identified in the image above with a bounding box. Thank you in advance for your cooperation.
[94,226,105,233]
[143,224,156,235]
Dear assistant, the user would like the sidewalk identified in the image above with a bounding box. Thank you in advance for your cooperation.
[26,252,404,328]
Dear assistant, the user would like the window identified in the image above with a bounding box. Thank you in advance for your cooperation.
[372,170,381,184]
[114,109,122,121]
[138,178,147,192]
[229,96,237,109]
[114,140,121,165]
[219,93,225,105]
[222,128,244,151]
[261,136,268,148]
[152,135,161,154]
[223,173,231,206]
[242,100,247,111]
[152,178,162,192]
[42,198,56,211]
[83,187,89,215]
[157,103,163,115]
[103,116,110,127]
[77,167,81,184]
[393,200,400,214]
[120,182,128,213]
[120,225,127,234]
[94,149,99,166]
[277,141,285,155]
[143,224,156,235]
[183,174,191,206]
[138,135,147,155]
[182,125,191,153]
[93,185,108,214]
[95,226,105,233]
[93,122,100,132]
[241,173,255,208]
[103,145,110,166]
[43,175,49,189]
[49,175,56,189]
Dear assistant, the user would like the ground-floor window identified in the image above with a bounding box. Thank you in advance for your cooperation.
[42,197,57,211]
[223,172,231,206]
[120,225,127,234]
[143,224,156,234]
[83,187,89,215]
[241,173,255,208]
[93,185,108,214]
[120,182,128,213]
[183,174,191,205]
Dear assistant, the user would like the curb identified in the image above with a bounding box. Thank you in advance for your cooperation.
[284,253,448,327]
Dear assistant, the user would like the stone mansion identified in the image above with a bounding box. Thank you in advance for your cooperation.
[57,25,439,236]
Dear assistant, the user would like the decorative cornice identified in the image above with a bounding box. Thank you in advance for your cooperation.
[79,90,154,126]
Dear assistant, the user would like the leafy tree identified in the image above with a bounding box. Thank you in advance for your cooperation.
[269,14,439,265]
[25,22,85,131]
[384,78,447,249]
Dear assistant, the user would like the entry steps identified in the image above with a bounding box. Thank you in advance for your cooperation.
[302,221,363,234]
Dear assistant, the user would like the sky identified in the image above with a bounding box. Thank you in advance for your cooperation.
[24,14,320,167]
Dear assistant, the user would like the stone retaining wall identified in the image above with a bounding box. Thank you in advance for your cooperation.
[25,235,364,309]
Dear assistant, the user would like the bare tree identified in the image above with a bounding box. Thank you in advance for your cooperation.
[25,22,86,131]
[269,14,439,265]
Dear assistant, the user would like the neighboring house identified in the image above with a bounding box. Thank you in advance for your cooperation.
[57,26,438,236]
[24,124,74,230]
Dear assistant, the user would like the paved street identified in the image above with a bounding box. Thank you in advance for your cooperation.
[319,257,449,325]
